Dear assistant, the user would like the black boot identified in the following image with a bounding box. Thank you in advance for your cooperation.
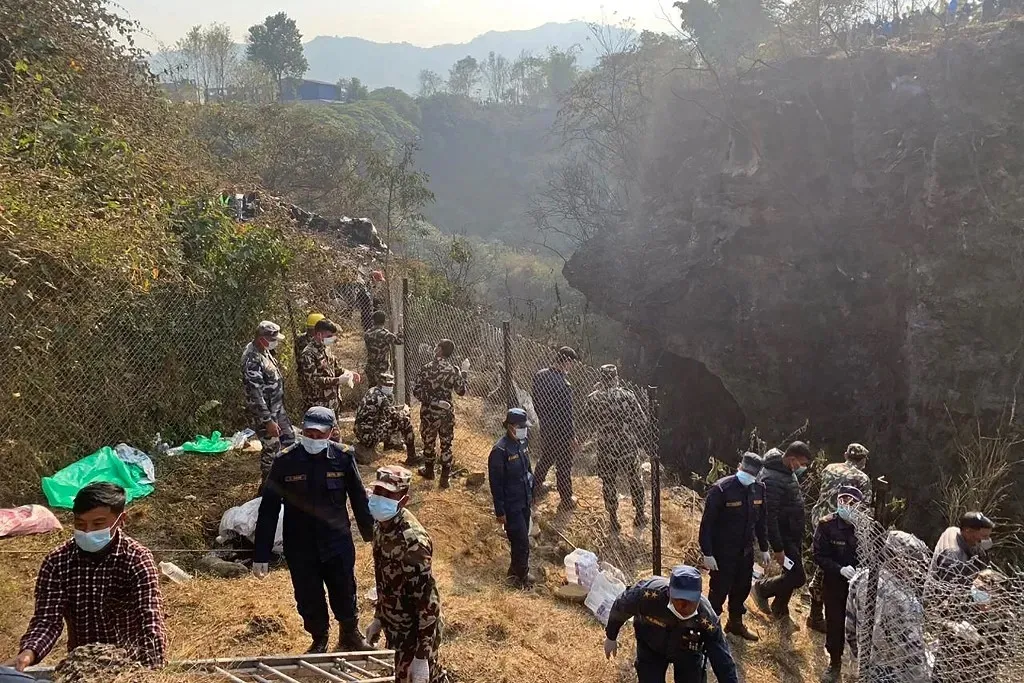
[725,616,760,642]
[439,465,451,489]
[306,634,329,654]
[806,600,826,633]
[418,463,435,480]
[404,441,421,466]
[338,621,371,652]
[820,660,841,683]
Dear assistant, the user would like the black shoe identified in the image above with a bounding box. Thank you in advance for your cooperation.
[439,465,451,489]
[418,464,435,480]
[751,582,771,615]
[337,624,372,652]
[306,634,329,654]
[806,613,827,634]
[820,663,841,683]
[725,618,760,642]
[506,573,535,590]
[532,482,550,500]
[404,443,422,466]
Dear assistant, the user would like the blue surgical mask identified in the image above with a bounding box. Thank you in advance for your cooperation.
[837,506,853,522]
[971,587,991,604]
[368,494,401,522]
[794,466,808,477]
[301,436,330,453]
[736,471,756,486]
[73,517,120,553]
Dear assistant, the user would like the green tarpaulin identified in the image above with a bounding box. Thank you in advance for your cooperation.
[181,431,232,454]
[42,446,154,509]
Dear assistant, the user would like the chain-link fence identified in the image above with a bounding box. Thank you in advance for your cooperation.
[398,282,662,580]
[849,510,1024,683]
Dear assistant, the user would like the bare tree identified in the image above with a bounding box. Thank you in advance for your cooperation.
[447,55,480,98]
[429,234,496,307]
[482,51,511,103]
[175,25,207,102]
[418,69,444,97]
[203,23,237,100]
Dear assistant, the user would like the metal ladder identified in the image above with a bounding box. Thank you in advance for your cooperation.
[193,651,397,682]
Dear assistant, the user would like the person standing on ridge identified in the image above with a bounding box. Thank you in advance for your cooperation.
[364,465,449,683]
[413,339,469,489]
[586,364,648,534]
[253,406,375,654]
[531,346,579,511]
[806,442,872,633]
[488,408,536,588]
[699,452,769,641]
[242,320,295,484]
[751,441,813,630]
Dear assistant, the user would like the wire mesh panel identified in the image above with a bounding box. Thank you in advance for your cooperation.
[849,511,1024,683]
[402,291,657,580]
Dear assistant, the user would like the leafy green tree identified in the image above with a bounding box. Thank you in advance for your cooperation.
[418,69,444,97]
[447,56,480,98]
[338,76,369,102]
[245,12,308,97]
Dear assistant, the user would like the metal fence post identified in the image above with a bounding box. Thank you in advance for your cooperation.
[400,278,410,406]
[501,321,515,409]
[648,385,662,577]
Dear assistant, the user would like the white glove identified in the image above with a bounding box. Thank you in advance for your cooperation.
[703,556,719,572]
[410,657,429,683]
[252,562,269,579]
[759,551,771,566]
[840,566,856,580]
[460,358,471,373]
[604,638,618,659]
[365,618,382,646]
[951,621,982,644]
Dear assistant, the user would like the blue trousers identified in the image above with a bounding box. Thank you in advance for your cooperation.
[288,539,357,637]
[0,667,35,682]
[636,642,707,683]
[504,508,531,579]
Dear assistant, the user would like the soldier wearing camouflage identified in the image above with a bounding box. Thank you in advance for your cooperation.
[585,364,648,533]
[355,373,417,464]
[807,443,872,633]
[412,340,468,488]
[241,321,295,481]
[298,319,355,415]
[295,313,325,407]
[368,466,449,683]
[363,311,402,388]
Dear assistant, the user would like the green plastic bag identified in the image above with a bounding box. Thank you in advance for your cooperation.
[42,447,154,509]
[181,431,232,454]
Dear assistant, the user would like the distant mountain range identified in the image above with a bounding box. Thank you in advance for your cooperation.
[152,22,606,94]
[303,22,603,92]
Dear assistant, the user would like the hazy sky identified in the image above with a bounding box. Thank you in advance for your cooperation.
[120,0,676,51]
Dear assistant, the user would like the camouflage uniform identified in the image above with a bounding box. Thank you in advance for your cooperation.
[373,507,448,683]
[585,365,648,531]
[355,387,414,449]
[241,340,294,477]
[808,445,872,628]
[412,358,468,469]
[298,340,342,414]
[294,331,315,407]
[364,325,401,387]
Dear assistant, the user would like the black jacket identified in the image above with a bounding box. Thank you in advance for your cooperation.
[699,474,768,560]
[532,368,574,443]
[758,452,805,552]
[254,442,374,564]
[812,514,857,579]
[488,435,535,517]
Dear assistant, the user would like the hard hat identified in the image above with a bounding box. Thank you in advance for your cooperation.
[306,312,325,329]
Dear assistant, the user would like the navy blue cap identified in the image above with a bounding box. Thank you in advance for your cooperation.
[504,408,530,426]
[739,452,764,475]
[669,565,702,601]
[303,406,337,431]
[838,485,864,502]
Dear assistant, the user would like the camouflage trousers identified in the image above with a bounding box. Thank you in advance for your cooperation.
[355,412,414,449]
[420,408,455,467]
[596,449,645,521]
[254,412,295,479]
[365,360,391,388]
[389,628,448,683]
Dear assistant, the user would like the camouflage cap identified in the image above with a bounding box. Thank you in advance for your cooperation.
[257,320,285,341]
[378,372,395,385]
[373,465,412,494]
[845,443,870,459]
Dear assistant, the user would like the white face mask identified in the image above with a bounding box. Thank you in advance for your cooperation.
[667,603,698,621]
[515,427,528,440]
[381,385,394,396]
[267,339,280,351]
[324,336,337,346]
[979,538,994,552]
[301,436,329,453]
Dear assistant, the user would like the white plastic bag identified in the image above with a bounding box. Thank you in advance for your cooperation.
[218,498,283,555]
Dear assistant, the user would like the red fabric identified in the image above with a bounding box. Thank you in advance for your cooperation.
[19,532,167,668]
[0,505,62,538]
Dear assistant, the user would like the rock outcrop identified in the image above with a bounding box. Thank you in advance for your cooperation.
[565,20,1024,533]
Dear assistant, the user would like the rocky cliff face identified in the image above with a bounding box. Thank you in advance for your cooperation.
[564,20,1024,533]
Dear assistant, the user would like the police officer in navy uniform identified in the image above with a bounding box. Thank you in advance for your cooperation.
[487,408,536,589]
[604,565,740,683]
[812,485,863,683]
[699,452,770,641]
[252,406,375,654]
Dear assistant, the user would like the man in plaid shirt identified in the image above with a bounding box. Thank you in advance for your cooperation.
[4,483,166,673]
